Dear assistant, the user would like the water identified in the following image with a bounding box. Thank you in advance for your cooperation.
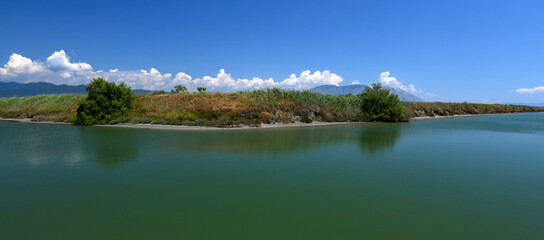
[1,113,544,239]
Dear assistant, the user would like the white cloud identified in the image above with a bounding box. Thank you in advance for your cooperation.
[351,80,361,85]
[279,70,343,89]
[46,50,92,72]
[0,50,345,91]
[188,69,276,91]
[0,53,47,77]
[99,68,342,91]
[173,72,192,84]
[516,86,544,94]
[379,71,423,95]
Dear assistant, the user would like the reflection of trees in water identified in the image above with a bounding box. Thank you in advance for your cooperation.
[77,123,403,163]
[81,127,141,167]
[358,123,403,157]
[172,126,357,156]
[1,122,86,166]
[147,123,404,158]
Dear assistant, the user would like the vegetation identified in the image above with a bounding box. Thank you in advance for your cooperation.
[0,94,83,122]
[150,90,167,95]
[1,85,543,127]
[171,85,187,94]
[359,83,409,122]
[73,78,135,126]
[129,88,362,127]
[403,101,544,117]
[197,87,207,92]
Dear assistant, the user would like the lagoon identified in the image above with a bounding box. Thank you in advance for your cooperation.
[1,113,544,239]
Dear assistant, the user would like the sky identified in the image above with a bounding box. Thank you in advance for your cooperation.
[1,0,544,103]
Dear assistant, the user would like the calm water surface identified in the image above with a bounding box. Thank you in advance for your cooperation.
[1,113,544,239]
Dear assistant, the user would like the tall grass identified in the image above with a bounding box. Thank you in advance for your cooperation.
[1,90,543,126]
[125,89,362,126]
[0,94,84,122]
[403,101,544,117]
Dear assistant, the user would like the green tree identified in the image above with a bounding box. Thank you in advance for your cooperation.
[151,90,167,95]
[73,78,135,126]
[197,87,207,92]
[359,83,409,122]
[171,85,187,94]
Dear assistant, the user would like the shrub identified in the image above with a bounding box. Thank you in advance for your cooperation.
[300,116,312,123]
[171,85,187,94]
[359,83,409,122]
[150,90,167,95]
[197,87,207,92]
[73,78,135,125]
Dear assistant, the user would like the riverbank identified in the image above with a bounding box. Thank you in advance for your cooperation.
[1,92,543,127]
[0,117,355,130]
[2,112,540,131]
[98,121,354,131]
[410,112,522,121]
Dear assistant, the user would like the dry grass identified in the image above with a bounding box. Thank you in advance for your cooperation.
[126,90,362,126]
[2,91,543,126]
[0,94,84,122]
[404,101,544,117]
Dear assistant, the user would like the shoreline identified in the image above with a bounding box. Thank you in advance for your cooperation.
[0,117,355,130]
[98,122,355,131]
[410,112,517,121]
[0,112,538,130]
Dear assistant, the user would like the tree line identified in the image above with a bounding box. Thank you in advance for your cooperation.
[72,78,408,126]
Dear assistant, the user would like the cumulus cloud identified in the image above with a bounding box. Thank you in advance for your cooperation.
[0,53,47,77]
[379,71,423,95]
[279,70,343,89]
[46,50,92,72]
[0,50,346,91]
[516,86,544,94]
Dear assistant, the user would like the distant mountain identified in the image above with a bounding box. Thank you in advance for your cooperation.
[0,82,152,98]
[310,84,368,96]
[310,84,424,102]
[385,87,424,102]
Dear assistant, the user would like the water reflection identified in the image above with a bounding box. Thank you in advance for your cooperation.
[358,123,403,158]
[0,121,85,166]
[1,120,405,168]
[80,127,141,167]
[137,123,404,158]
[174,127,352,156]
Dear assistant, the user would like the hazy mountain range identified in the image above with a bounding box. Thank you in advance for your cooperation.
[0,82,152,98]
[310,84,424,102]
[0,82,425,102]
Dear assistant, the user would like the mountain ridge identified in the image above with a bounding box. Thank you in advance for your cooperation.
[1,81,423,102]
[310,84,424,102]
[0,81,152,98]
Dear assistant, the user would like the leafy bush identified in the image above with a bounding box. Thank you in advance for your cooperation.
[73,78,135,125]
[197,87,207,92]
[150,90,167,95]
[300,116,312,123]
[171,85,187,94]
[359,83,409,122]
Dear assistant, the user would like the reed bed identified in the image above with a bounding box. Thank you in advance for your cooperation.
[1,90,543,126]
[403,101,544,117]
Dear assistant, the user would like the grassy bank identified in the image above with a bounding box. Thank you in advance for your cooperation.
[0,94,85,122]
[403,101,544,117]
[1,90,543,126]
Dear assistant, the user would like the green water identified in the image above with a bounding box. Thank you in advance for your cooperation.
[1,113,544,239]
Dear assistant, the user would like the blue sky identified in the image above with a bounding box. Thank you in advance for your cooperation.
[1,0,544,103]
